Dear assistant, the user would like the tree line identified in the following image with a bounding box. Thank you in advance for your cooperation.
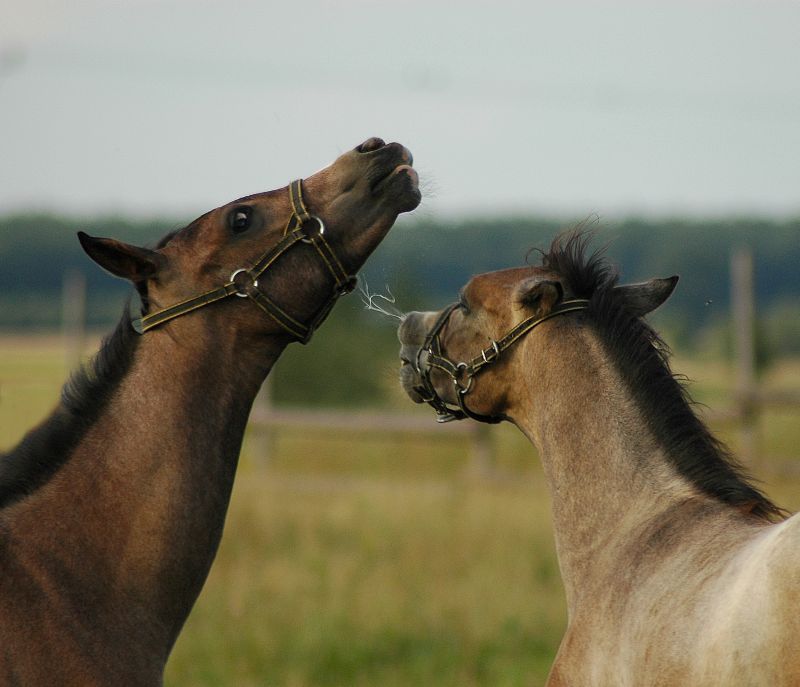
[1,212,799,359]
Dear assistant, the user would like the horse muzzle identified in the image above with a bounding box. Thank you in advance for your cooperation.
[398,312,427,402]
[397,311,451,407]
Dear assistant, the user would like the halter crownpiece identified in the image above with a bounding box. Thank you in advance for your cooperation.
[131,179,357,342]
[415,299,590,424]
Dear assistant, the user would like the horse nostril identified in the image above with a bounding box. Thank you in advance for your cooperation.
[357,137,386,153]
[399,346,414,366]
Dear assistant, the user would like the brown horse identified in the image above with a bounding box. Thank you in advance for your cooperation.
[0,138,419,686]
[398,232,799,686]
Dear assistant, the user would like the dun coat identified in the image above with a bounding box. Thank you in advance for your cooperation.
[398,232,798,686]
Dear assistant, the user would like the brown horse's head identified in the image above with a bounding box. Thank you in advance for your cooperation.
[398,241,677,423]
[78,137,420,342]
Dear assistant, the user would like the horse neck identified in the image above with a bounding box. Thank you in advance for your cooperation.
[511,324,697,613]
[5,317,280,650]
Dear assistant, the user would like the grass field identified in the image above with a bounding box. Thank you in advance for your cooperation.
[2,335,800,686]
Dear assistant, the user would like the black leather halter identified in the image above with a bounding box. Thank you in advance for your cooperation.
[132,179,357,342]
[415,298,590,423]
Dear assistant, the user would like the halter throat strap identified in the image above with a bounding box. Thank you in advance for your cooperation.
[417,299,590,423]
[131,179,357,342]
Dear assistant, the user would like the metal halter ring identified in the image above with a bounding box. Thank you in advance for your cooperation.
[454,362,474,394]
[299,216,325,243]
[230,269,257,298]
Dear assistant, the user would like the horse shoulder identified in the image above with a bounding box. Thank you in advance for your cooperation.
[686,515,800,685]
[550,513,800,686]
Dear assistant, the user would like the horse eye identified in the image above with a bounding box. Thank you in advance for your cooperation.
[231,208,251,233]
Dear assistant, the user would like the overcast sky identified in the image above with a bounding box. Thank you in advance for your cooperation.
[1,1,798,219]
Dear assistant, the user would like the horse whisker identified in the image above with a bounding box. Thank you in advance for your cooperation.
[359,278,405,321]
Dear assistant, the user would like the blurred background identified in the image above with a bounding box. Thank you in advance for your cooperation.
[2,1,799,685]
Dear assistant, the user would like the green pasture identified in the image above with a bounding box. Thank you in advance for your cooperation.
[2,336,800,686]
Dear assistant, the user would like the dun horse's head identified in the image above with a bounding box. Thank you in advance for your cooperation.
[78,137,420,343]
[398,235,677,424]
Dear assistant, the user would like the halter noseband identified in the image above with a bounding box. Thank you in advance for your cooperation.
[131,179,357,342]
[415,298,590,424]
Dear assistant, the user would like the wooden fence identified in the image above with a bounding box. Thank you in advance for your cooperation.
[58,247,800,472]
[245,247,800,472]
[726,248,800,470]
[248,379,494,474]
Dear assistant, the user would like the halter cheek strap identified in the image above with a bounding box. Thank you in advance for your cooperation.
[132,179,357,342]
[416,299,590,424]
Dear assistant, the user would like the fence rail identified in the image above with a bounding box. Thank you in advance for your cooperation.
[56,245,800,474]
[248,401,494,474]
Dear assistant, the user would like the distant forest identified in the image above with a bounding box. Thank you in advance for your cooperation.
[2,212,800,361]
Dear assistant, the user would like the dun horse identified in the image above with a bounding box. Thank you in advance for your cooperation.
[398,232,798,686]
[0,138,420,685]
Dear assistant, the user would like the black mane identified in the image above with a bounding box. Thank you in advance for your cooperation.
[0,308,139,509]
[0,223,189,510]
[542,231,784,522]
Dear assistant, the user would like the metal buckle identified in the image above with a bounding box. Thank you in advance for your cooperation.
[299,216,325,243]
[481,340,501,364]
[230,269,256,298]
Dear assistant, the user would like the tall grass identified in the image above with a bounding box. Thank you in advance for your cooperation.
[166,463,566,686]
[2,336,799,685]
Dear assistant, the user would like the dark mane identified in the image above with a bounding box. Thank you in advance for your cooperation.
[542,231,785,522]
[0,308,139,509]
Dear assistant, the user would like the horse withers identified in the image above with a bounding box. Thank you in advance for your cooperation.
[0,138,419,686]
[398,232,799,686]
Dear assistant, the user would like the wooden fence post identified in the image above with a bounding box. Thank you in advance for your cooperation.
[250,374,274,466]
[62,269,86,372]
[731,247,758,467]
[468,424,494,477]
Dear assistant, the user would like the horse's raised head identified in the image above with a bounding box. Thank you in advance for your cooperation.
[398,232,677,423]
[79,137,420,342]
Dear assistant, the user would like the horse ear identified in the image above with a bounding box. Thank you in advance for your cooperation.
[517,278,564,316]
[77,232,165,282]
[614,276,679,317]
